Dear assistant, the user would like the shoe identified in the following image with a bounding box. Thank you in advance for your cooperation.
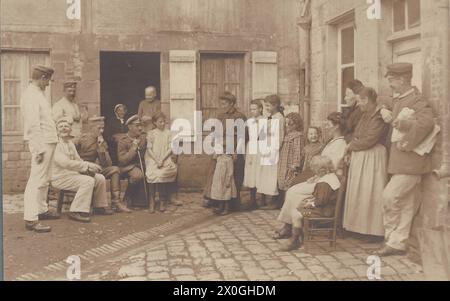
[68,212,91,223]
[273,224,292,240]
[94,207,114,215]
[373,245,406,257]
[280,228,303,252]
[25,221,51,233]
[38,211,61,220]
[113,202,132,213]
[159,200,167,212]
[148,201,155,214]
[259,196,279,211]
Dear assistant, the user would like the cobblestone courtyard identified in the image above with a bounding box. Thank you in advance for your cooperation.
[3,193,425,281]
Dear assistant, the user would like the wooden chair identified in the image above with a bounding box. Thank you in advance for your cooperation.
[302,173,348,250]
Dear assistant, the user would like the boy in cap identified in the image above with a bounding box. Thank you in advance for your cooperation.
[76,116,132,213]
[21,65,60,233]
[52,80,85,142]
[117,115,148,208]
[51,118,114,223]
[375,62,436,257]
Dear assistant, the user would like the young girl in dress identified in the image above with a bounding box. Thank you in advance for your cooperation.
[258,94,286,210]
[277,113,304,207]
[243,99,264,209]
[145,112,178,213]
[210,143,237,216]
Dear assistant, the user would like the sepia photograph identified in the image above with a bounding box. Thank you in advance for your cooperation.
[0,0,449,286]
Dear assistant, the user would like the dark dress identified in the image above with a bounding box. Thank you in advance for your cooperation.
[300,182,338,218]
[343,104,363,143]
[105,116,128,165]
[203,106,247,208]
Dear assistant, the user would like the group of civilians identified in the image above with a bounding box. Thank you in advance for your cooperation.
[21,65,177,233]
[203,63,437,258]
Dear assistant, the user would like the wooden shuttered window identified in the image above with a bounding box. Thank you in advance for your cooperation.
[169,50,197,138]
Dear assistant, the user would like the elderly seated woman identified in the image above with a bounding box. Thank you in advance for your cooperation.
[274,155,341,251]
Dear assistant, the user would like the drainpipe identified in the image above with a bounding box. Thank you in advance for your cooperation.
[298,0,311,128]
[433,0,450,180]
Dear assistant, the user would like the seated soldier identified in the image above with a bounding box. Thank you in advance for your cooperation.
[51,118,114,223]
[117,115,148,208]
[76,116,131,213]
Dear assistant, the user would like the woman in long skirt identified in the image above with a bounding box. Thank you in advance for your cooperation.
[257,95,285,210]
[243,99,264,209]
[343,87,388,238]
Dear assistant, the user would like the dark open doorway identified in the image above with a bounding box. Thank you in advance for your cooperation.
[100,51,161,122]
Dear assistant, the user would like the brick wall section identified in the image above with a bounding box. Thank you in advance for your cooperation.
[2,141,30,193]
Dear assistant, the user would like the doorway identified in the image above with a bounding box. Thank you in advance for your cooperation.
[100,51,161,122]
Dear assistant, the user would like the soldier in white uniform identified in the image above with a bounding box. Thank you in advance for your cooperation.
[21,65,60,233]
[51,118,114,223]
[52,81,84,141]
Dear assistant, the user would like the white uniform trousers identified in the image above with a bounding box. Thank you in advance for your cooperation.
[52,174,108,213]
[382,174,422,251]
[24,143,57,222]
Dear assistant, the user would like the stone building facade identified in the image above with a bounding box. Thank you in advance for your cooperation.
[1,0,303,193]
[300,0,449,277]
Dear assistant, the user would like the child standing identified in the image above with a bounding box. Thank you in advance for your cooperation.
[258,95,286,210]
[277,113,304,207]
[210,144,237,216]
[145,112,178,213]
[243,99,264,209]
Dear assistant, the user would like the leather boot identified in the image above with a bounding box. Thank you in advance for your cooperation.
[111,191,132,213]
[220,201,230,216]
[260,196,279,210]
[160,199,167,212]
[273,224,292,240]
[257,194,266,208]
[278,190,286,209]
[246,188,258,211]
[280,228,303,251]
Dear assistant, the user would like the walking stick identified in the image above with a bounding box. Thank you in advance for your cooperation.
[136,147,149,206]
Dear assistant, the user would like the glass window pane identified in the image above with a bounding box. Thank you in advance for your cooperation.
[407,0,420,28]
[394,0,406,32]
[341,66,355,105]
[341,26,354,65]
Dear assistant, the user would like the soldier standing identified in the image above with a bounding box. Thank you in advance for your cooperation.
[52,81,85,142]
[21,65,60,233]
[375,63,436,257]
[76,116,132,213]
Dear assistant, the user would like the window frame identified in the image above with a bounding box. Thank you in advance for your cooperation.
[392,0,421,33]
[1,49,51,136]
[337,21,355,112]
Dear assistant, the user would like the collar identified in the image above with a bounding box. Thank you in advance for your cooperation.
[397,88,415,100]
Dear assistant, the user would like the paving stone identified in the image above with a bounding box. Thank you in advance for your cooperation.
[175,275,198,281]
[308,265,329,274]
[286,262,306,271]
[147,272,170,280]
[340,258,365,266]
[293,269,317,281]
[172,268,194,276]
[147,266,169,273]
[265,268,291,278]
[315,255,338,263]
[261,260,284,269]
[117,264,146,278]
[315,272,336,281]
[119,276,147,281]
[331,268,357,280]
